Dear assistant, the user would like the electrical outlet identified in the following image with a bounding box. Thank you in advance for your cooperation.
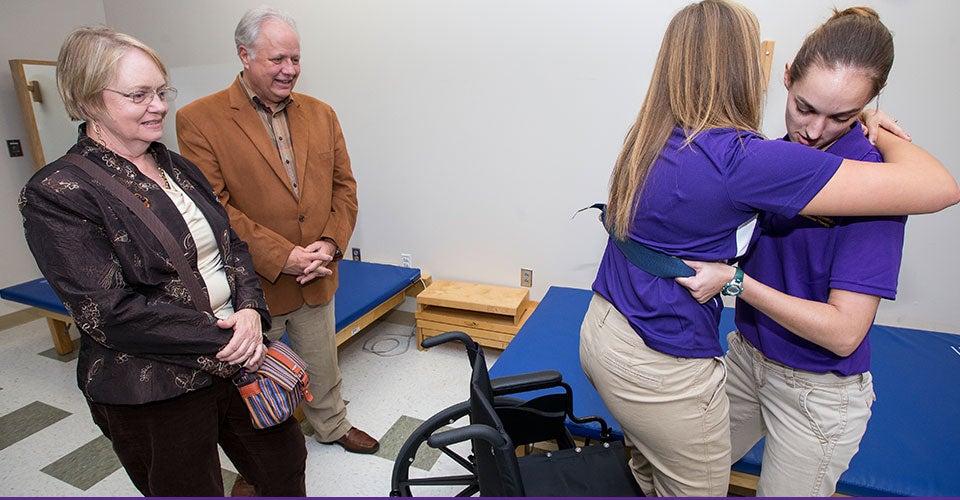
[520,268,533,287]
[401,253,412,268]
[351,247,362,261]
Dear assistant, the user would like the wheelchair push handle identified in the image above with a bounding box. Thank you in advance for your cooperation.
[421,331,486,366]
[421,331,477,350]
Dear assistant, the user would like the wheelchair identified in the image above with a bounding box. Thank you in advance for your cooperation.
[390,331,643,497]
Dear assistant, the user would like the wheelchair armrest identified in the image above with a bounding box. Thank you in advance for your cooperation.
[490,370,563,396]
[427,424,507,448]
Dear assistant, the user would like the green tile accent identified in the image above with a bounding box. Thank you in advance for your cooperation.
[40,437,261,494]
[38,338,80,362]
[376,414,443,471]
[222,468,240,494]
[0,401,71,451]
[41,435,121,491]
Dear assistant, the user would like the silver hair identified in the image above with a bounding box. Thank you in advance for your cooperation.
[234,5,299,58]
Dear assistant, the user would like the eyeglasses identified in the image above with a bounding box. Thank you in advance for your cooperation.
[103,86,178,105]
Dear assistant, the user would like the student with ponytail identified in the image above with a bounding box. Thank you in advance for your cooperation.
[677,7,919,496]
[579,1,959,496]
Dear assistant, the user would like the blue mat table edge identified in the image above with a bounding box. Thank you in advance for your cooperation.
[0,260,422,338]
[489,285,960,498]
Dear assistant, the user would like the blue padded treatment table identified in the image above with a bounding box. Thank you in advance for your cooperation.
[489,285,960,497]
[0,277,70,316]
[331,260,424,345]
[1,260,425,355]
[0,277,74,354]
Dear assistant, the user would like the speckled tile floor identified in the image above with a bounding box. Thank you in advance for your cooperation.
[0,307,497,496]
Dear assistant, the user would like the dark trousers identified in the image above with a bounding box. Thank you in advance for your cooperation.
[88,376,307,497]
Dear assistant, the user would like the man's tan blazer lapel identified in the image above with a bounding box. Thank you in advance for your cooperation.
[226,83,299,200]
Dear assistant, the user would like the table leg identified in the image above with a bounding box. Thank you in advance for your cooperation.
[47,317,74,355]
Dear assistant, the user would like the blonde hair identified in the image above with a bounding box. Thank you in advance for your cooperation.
[606,0,765,240]
[57,25,167,122]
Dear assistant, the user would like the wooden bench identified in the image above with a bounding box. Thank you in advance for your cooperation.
[415,279,536,350]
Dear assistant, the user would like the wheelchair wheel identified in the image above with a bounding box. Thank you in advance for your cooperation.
[390,397,526,497]
[390,400,475,497]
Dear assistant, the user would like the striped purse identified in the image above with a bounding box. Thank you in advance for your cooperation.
[234,341,313,429]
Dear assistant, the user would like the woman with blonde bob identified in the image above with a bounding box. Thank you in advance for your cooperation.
[579,0,959,496]
[20,26,306,496]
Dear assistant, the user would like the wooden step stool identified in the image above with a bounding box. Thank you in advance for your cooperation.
[415,280,537,350]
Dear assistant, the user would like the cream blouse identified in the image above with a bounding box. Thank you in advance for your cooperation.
[160,176,235,319]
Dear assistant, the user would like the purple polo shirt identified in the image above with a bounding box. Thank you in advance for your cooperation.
[593,126,843,358]
[735,122,906,375]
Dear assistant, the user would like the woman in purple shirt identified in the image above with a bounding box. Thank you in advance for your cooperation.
[579,1,959,496]
[679,8,910,496]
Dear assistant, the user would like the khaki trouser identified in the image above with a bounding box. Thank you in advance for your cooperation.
[266,299,352,442]
[726,330,874,497]
[579,294,731,496]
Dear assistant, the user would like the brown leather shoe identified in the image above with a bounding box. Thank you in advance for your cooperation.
[230,475,256,497]
[323,426,380,454]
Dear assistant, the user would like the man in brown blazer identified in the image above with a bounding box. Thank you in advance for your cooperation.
[176,6,378,463]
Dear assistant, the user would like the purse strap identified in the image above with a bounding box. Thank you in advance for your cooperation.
[62,153,212,314]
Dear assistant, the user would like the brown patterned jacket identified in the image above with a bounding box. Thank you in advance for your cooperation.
[20,128,270,405]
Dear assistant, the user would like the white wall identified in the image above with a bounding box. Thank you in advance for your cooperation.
[2,1,957,333]
[0,0,106,315]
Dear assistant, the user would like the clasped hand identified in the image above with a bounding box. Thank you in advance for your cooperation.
[860,109,911,144]
[284,240,336,285]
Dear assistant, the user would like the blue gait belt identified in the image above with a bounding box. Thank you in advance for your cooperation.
[579,203,695,278]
